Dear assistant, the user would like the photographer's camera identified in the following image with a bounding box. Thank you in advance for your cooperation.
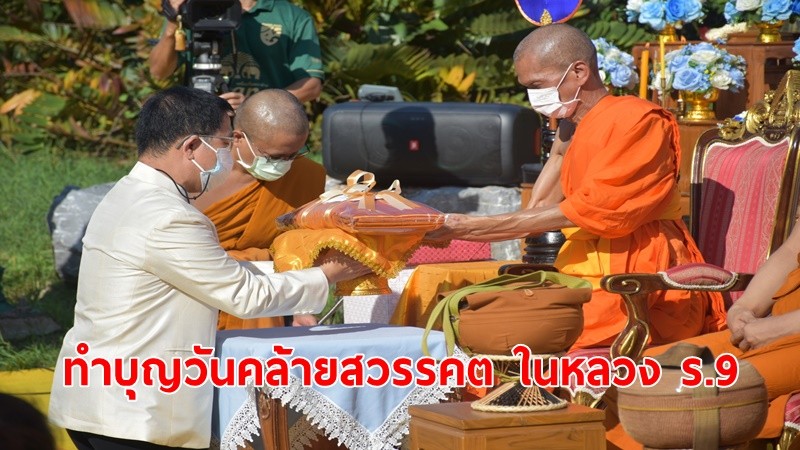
[163,0,241,95]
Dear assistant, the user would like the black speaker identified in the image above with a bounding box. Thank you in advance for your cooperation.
[322,102,540,187]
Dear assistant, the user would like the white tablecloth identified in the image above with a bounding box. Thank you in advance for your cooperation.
[212,324,461,450]
[342,268,415,324]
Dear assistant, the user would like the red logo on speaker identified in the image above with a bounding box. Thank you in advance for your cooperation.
[408,139,420,152]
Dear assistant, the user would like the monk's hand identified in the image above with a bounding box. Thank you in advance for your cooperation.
[316,249,372,284]
[738,316,783,351]
[727,304,757,347]
[425,213,468,242]
[292,314,318,327]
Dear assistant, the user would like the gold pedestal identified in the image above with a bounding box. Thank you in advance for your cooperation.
[757,21,783,43]
[680,89,719,121]
[659,24,678,43]
[334,274,390,296]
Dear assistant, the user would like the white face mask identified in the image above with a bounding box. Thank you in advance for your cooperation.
[526,62,581,119]
[237,133,293,182]
[193,138,233,193]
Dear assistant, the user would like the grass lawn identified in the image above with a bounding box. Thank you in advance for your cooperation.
[0,149,134,370]
[0,150,329,370]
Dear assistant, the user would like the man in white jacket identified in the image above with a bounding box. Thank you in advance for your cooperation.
[49,86,368,449]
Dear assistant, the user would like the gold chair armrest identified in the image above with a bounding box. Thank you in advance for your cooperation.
[600,265,753,361]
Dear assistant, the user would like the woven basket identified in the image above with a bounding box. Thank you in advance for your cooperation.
[618,343,768,449]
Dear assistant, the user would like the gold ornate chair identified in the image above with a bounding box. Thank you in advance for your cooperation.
[602,70,800,450]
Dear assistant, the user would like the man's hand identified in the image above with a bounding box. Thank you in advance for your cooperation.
[292,314,318,327]
[162,0,186,22]
[316,249,372,284]
[220,92,246,110]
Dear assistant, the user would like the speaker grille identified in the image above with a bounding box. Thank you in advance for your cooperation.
[323,102,540,187]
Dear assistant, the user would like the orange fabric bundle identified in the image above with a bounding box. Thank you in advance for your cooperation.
[271,170,447,295]
[271,228,427,295]
[276,170,446,235]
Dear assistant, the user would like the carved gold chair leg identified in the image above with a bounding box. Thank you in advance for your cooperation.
[779,427,799,450]
[571,390,604,409]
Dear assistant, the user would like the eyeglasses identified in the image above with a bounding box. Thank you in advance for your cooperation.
[243,132,310,163]
[177,134,234,151]
[260,144,310,163]
[198,135,234,151]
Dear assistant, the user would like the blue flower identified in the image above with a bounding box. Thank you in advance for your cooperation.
[667,54,691,71]
[793,37,800,63]
[620,52,635,66]
[610,65,634,88]
[672,67,706,91]
[592,38,638,89]
[683,0,704,22]
[639,0,666,30]
[628,0,704,29]
[665,0,687,22]
[724,1,741,21]
[762,0,793,21]
[692,42,716,52]
[666,0,703,22]
[729,68,745,90]
[658,43,747,94]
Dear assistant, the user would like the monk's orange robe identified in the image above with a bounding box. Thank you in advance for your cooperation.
[204,157,326,330]
[607,256,800,448]
[558,95,727,349]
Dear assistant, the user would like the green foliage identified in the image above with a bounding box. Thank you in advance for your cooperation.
[0,0,674,159]
[298,0,535,107]
[0,0,169,157]
[0,150,132,302]
[573,1,656,51]
[0,336,62,370]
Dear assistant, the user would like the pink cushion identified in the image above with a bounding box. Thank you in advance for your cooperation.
[407,239,492,265]
[696,137,789,303]
[662,263,735,287]
[785,392,800,427]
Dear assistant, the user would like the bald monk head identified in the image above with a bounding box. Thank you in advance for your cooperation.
[231,89,310,181]
[513,23,607,123]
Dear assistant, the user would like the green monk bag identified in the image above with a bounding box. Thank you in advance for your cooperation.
[422,271,593,356]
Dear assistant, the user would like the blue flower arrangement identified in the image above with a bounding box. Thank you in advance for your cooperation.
[593,38,640,91]
[793,37,800,64]
[626,0,705,31]
[723,0,800,24]
[651,42,747,96]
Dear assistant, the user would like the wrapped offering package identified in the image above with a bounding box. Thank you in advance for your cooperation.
[272,171,446,295]
[276,170,445,234]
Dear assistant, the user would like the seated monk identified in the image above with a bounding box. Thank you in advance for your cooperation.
[193,89,326,329]
[426,23,727,350]
[606,217,800,448]
[526,118,573,209]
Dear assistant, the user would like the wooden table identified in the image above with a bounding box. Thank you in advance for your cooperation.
[631,41,795,120]
[388,260,513,328]
[408,402,606,450]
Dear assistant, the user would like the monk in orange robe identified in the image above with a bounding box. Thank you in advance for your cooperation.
[606,219,800,448]
[426,23,727,349]
[194,89,326,330]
